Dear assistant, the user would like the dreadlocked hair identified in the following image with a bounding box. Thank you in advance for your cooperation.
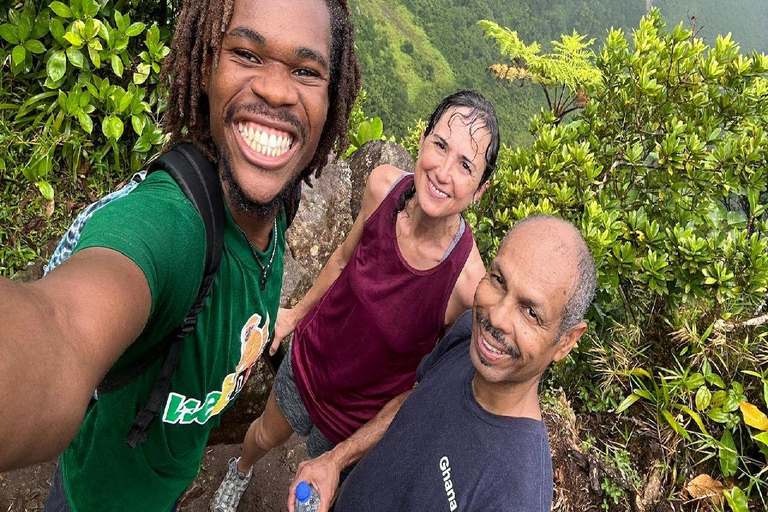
[161,0,361,183]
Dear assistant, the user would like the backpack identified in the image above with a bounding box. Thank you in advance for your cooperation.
[45,143,294,447]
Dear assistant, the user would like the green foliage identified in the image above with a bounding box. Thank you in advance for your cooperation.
[0,0,172,276]
[472,9,768,507]
[349,0,646,145]
[480,20,600,121]
[344,89,392,158]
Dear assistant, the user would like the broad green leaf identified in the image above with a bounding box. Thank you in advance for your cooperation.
[111,54,124,77]
[111,117,124,139]
[83,0,100,18]
[739,401,768,430]
[707,408,730,424]
[723,487,749,512]
[77,112,93,133]
[133,62,150,84]
[719,430,738,477]
[117,91,133,113]
[753,432,768,446]
[696,386,712,411]
[24,39,46,54]
[131,114,145,135]
[49,19,65,41]
[31,10,50,40]
[66,48,85,69]
[88,45,101,68]
[64,31,83,46]
[0,24,19,45]
[11,45,27,67]
[36,180,55,201]
[49,1,73,18]
[371,117,383,138]
[125,22,145,37]
[102,115,123,140]
[707,374,726,389]
[17,11,32,41]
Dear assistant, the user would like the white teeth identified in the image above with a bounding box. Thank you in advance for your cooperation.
[482,337,504,355]
[428,180,448,198]
[237,123,293,158]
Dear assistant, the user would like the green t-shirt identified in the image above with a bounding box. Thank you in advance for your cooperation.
[60,171,286,512]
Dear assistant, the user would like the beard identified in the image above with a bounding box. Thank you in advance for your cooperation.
[219,148,299,221]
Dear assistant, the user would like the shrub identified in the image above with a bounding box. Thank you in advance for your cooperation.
[473,8,768,509]
[0,0,172,275]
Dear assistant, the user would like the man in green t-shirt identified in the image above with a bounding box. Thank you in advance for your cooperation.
[0,0,361,511]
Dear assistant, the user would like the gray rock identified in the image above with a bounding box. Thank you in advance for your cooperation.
[212,141,415,445]
[347,140,415,219]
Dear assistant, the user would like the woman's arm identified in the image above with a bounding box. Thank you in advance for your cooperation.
[269,165,408,354]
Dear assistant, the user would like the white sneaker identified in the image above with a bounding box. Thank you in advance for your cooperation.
[210,457,252,512]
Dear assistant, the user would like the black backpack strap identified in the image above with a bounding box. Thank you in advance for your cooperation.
[91,143,224,448]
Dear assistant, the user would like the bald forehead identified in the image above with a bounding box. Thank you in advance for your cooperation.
[500,217,582,281]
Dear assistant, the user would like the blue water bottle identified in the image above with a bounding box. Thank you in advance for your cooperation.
[295,481,320,512]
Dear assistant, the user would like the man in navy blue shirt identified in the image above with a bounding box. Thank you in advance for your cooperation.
[287,215,597,512]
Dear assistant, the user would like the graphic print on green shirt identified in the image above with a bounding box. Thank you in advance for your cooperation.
[60,171,286,512]
[162,311,271,425]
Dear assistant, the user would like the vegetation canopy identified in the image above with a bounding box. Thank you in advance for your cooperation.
[469,8,768,510]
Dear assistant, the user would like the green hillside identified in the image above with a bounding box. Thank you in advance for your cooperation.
[350,0,766,147]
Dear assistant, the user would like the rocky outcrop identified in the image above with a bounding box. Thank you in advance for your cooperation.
[347,140,416,219]
[211,140,415,444]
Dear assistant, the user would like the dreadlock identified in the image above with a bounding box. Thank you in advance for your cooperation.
[161,0,361,184]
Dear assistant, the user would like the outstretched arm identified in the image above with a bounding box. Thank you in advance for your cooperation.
[0,247,151,470]
[270,165,407,354]
[286,385,415,512]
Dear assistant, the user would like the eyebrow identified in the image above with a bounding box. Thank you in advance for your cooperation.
[229,27,265,45]
[490,260,547,315]
[295,47,330,72]
[228,27,330,72]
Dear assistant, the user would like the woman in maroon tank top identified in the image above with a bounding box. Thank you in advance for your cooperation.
[210,91,501,512]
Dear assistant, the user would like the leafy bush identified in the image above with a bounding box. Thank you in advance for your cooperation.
[0,0,172,275]
[472,9,768,509]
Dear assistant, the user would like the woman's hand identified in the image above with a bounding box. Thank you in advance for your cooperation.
[269,307,298,355]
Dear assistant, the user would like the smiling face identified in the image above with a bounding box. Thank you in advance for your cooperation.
[413,107,491,219]
[205,0,331,215]
[469,219,587,387]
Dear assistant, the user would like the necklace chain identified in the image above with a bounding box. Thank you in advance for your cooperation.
[236,218,278,291]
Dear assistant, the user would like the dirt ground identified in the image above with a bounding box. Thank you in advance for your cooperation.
[0,390,680,512]
[0,436,307,512]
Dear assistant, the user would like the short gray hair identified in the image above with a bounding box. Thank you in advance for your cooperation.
[505,215,597,341]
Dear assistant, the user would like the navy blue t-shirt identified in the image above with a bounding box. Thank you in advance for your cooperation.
[334,311,554,512]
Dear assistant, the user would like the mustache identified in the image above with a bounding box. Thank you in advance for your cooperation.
[224,102,306,145]
[475,310,521,359]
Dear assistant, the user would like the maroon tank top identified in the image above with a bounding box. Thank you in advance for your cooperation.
[291,174,474,444]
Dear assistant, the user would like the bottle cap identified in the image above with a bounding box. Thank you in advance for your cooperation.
[296,481,311,503]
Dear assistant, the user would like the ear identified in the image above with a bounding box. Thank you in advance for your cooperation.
[552,320,587,363]
[473,181,489,202]
[201,51,213,95]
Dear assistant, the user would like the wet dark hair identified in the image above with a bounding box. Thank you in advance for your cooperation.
[162,0,361,184]
[394,90,501,217]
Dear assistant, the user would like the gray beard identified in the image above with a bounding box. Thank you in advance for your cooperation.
[219,150,297,221]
